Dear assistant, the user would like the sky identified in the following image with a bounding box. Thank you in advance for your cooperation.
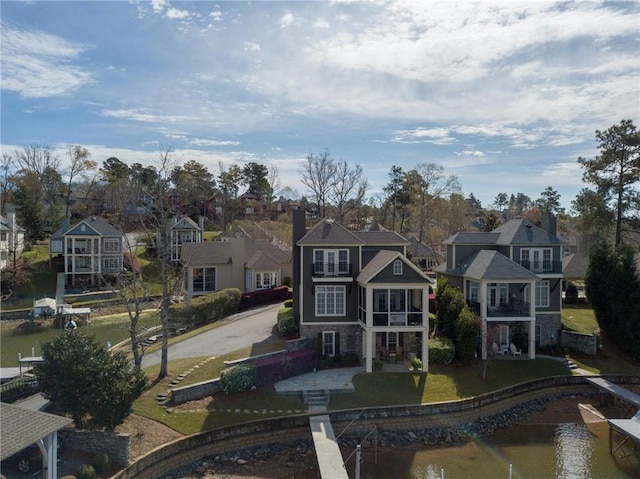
[1,0,639,212]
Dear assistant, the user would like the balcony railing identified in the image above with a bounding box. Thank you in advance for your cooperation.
[312,263,353,277]
[371,310,423,327]
[466,300,532,318]
[520,260,562,274]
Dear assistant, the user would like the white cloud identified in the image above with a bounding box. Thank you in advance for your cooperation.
[166,8,190,20]
[279,12,295,29]
[190,138,241,147]
[0,22,94,98]
[102,109,195,124]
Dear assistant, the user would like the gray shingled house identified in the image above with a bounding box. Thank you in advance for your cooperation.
[292,210,433,373]
[435,218,564,359]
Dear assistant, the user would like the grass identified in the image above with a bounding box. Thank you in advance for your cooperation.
[561,304,599,334]
[133,355,571,435]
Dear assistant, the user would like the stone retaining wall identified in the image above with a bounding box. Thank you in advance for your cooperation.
[561,330,599,355]
[64,428,131,467]
[111,375,640,479]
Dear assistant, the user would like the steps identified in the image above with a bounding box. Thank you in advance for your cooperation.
[303,389,330,411]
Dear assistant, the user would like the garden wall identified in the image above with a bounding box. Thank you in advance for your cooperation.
[560,330,598,355]
[111,375,640,479]
[64,428,131,467]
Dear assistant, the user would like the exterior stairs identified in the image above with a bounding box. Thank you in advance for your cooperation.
[303,389,330,411]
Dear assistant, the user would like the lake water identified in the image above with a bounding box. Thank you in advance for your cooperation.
[339,420,639,479]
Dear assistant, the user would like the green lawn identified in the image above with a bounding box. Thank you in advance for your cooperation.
[562,304,599,334]
[134,355,570,435]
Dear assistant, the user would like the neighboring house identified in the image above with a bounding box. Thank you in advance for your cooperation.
[238,192,266,217]
[168,216,203,262]
[292,210,432,373]
[403,232,440,271]
[0,213,25,270]
[180,236,292,297]
[435,218,564,360]
[50,216,124,287]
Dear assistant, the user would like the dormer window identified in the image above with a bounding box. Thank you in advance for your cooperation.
[393,259,403,275]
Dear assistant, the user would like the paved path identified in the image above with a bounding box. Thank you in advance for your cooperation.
[141,303,282,368]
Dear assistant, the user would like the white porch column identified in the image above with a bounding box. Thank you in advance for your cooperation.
[529,279,536,359]
[422,286,429,372]
[365,329,374,373]
[480,281,488,360]
[529,318,536,359]
[481,319,488,360]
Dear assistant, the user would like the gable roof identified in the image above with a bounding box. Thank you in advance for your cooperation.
[444,219,563,246]
[170,216,200,230]
[562,253,588,280]
[297,218,364,246]
[180,237,291,268]
[404,234,438,259]
[0,214,24,232]
[66,216,122,237]
[0,403,72,460]
[357,249,431,284]
[439,249,539,281]
[353,230,409,246]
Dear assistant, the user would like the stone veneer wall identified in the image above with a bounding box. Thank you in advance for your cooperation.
[561,330,599,355]
[64,428,131,467]
[299,323,362,356]
[110,375,640,479]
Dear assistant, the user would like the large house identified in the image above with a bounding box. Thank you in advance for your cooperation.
[50,216,124,287]
[436,218,564,359]
[292,210,432,373]
[0,212,25,271]
[180,236,292,297]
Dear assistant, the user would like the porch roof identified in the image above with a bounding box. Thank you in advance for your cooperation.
[446,250,539,281]
[357,250,431,284]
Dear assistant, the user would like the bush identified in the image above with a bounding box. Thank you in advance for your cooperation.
[60,476,77,479]
[277,307,296,337]
[169,288,242,327]
[565,282,578,304]
[372,358,383,371]
[428,337,455,364]
[410,357,423,371]
[283,299,293,308]
[219,364,257,395]
[454,307,480,365]
[75,464,96,479]
[92,453,111,473]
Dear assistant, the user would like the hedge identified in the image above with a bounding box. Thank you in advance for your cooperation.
[277,307,296,337]
[429,337,455,364]
[169,288,241,327]
[219,364,257,395]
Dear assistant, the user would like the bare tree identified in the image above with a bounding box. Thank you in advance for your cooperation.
[330,159,368,226]
[300,150,337,219]
[63,145,98,220]
[267,163,281,205]
[1,154,16,214]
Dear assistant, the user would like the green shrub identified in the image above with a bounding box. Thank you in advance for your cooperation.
[372,358,383,371]
[410,357,423,371]
[277,307,296,337]
[75,464,96,479]
[429,337,455,364]
[283,299,293,308]
[219,364,257,395]
[92,452,112,473]
[454,307,480,365]
[60,476,77,479]
[169,288,242,327]
[565,282,578,304]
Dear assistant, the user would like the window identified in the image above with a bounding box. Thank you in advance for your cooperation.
[103,257,119,271]
[316,286,346,316]
[103,238,120,253]
[535,280,549,308]
[192,267,216,293]
[521,248,553,272]
[393,259,403,275]
[487,283,508,308]
[255,271,278,289]
[314,249,349,275]
[469,282,479,303]
[322,331,335,356]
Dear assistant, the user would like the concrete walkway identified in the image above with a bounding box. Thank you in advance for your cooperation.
[309,415,349,479]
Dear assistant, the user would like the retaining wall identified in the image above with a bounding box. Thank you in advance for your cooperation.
[64,428,131,467]
[561,330,599,355]
[111,375,640,479]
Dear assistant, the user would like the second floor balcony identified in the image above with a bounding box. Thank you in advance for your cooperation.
[467,299,532,318]
[312,262,353,278]
[519,260,562,274]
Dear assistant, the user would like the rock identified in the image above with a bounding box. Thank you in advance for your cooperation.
[236,458,248,465]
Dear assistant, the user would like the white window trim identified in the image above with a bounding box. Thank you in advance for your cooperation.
[315,285,346,316]
[322,331,336,357]
[535,280,550,308]
[393,259,403,275]
[313,249,349,275]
